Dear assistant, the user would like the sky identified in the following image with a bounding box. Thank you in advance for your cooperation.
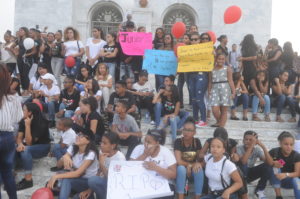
[0,0,300,51]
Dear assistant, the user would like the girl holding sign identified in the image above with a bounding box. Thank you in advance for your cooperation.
[130,129,177,199]
[208,53,235,127]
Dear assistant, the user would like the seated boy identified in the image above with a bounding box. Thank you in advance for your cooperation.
[111,100,142,160]
[51,118,77,171]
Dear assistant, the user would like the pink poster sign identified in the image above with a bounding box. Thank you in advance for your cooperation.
[119,32,153,56]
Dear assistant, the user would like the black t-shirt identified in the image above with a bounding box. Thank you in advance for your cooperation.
[161,95,179,116]
[18,119,50,145]
[17,39,26,58]
[268,48,282,68]
[33,39,42,63]
[118,42,132,62]
[103,44,117,63]
[206,138,238,155]
[269,147,300,173]
[81,111,105,138]
[174,138,202,152]
[59,88,80,111]
[108,91,136,110]
[51,41,64,58]
[153,39,164,50]
[174,138,202,163]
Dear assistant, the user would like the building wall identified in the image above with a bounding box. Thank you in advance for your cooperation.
[211,0,272,47]
[14,0,73,32]
[14,0,272,47]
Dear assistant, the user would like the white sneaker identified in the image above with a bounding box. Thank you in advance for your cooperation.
[256,190,267,199]
[150,121,155,125]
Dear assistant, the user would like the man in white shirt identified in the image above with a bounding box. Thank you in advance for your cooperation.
[229,44,241,72]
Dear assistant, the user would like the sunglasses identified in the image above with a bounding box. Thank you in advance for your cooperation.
[190,38,199,41]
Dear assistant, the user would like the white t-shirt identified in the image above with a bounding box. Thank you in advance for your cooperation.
[80,90,102,98]
[61,128,77,146]
[39,85,60,102]
[133,82,155,93]
[130,145,176,170]
[104,151,126,169]
[0,43,16,63]
[86,38,106,60]
[204,154,237,191]
[67,145,99,178]
[30,77,43,90]
[64,40,84,57]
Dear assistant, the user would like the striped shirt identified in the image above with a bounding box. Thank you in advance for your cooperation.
[0,94,23,132]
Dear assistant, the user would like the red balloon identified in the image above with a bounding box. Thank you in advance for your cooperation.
[207,31,217,44]
[224,6,242,24]
[171,22,186,39]
[31,188,54,199]
[65,56,76,68]
[174,43,185,57]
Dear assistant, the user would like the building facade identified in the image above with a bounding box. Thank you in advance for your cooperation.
[14,0,272,46]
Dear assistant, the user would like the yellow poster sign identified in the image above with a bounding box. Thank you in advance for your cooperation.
[177,42,214,72]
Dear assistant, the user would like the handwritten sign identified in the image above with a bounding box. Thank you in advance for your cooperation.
[142,50,178,76]
[177,42,214,72]
[119,32,153,56]
[107,161,173,199]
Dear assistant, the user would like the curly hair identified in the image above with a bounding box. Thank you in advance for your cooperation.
[240,34,258,57]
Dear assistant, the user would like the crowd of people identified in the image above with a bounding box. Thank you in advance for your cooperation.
[1,19,300,199]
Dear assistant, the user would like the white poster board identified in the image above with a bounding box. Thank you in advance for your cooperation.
[107,161,173,199]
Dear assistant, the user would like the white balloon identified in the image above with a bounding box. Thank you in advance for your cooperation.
[23,38,34,50]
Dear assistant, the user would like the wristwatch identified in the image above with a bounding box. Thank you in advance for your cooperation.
[286,173,289,177]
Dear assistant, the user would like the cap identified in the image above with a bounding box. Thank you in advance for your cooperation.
[41,73,57,85]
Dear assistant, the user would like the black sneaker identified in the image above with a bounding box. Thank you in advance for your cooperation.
[16,178,33,190]
[276,197,283,199]
[50,166,62,172]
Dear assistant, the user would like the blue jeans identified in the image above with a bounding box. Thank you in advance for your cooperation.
[155,75,166,92]
[51,143,67,161]
[19,144,50,174]
[155,103,189,130]
[268,166,300,198]
[59,103,75,118]
[105,62,116,80]
[188,73,208,122]
[88,176,107,199]
[0,132,17,199]
[231,94,249,110]
[120,62,133,80]
[159,116,180,141]
[46,101,57,121]
[64,57,81,77]
[252,95,271,114]
[201,193,238,199]
[275,95,296,117]
[176,165,204,195]
[59,178,93,199]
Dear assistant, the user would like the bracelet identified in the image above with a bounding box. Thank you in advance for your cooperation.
[286,173,289,177]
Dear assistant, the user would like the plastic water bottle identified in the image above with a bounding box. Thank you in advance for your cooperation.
[145,112,150,123]
[184,179,189,196]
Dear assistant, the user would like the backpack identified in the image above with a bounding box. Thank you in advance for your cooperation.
[207,155,248,195]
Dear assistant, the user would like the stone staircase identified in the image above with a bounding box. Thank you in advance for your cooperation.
[1,110,298,199]
[1,74,298,198]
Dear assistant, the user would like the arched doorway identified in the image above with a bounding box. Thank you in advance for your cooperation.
[91,4,123,35]
[163,6,196,33]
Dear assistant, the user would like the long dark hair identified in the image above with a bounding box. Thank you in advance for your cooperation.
[24,102,49,135]
[164,33,174,49]
[294,75,300,96]
[0,62,13,108]
[282,42,294,67]
[88,79,100,95]
[154,27,165,41]
[77,65,91,81]
[72,138,99,159]
[35,62,48,79]
[240,34,258,57]
[167,84,180,103]
[93,27,104,40]
[255,70,268,85]
[19,27,29,38]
